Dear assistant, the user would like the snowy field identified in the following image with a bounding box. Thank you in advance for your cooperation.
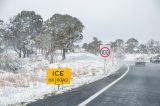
[124,54,155,62]
[0,52,121,106]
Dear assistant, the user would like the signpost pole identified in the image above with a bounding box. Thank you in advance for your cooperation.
[100,44,111,75]
[104,59,106,74]
[58,84,60,90]
[58,67,60,90]
[62,81,63,90]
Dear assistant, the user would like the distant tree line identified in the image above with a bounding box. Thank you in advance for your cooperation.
[0,11,84,63]
[1,10,160,63]
[82,37,160,55]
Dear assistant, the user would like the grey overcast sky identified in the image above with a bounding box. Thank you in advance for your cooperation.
[0,0,160,44]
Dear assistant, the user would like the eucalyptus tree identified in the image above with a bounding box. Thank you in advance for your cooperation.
[0,20,4,43]
[0,20,4,53]
[0,20,8,53]
[39,14,84,61]
[82,37,102,55]
[9,11,43,58]
[125,38,139,53]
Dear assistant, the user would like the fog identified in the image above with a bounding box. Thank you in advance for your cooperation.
[0,0,160,43]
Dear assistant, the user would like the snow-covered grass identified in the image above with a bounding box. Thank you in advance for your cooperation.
[124,53,156,62]
[0,52,121,106]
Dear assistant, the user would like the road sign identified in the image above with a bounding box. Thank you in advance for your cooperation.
[100,45,110,58]
[46,68,70,84]
[100,44,111,74]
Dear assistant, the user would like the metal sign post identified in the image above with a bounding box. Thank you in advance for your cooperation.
[104,59,106,74]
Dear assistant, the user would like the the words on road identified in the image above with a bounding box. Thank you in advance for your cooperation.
[46,68,70,84]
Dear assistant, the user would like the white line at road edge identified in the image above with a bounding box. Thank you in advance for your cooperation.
[78,65,130,106]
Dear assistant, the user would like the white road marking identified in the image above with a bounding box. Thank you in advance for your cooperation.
[78,65,130,106]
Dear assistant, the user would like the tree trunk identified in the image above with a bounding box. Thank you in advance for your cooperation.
[19,48,21,58]
[5,48,7,54]
[41,48,44,54]
[35,47,37,55]
[27,50,29,57]
[66,49,68,53]
[50,51,53,63]
[62,48,66,60]
[23,50,26,58]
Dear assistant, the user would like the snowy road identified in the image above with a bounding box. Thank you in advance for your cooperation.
[87,62,160,106]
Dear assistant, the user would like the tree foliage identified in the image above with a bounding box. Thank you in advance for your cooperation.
[125,38,139,54]
[9,11,43,58]
[37,14,84,62]
[82,37,102,55]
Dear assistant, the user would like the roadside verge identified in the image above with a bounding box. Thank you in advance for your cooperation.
[27,65,129,106]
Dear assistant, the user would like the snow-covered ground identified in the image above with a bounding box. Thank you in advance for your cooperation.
[124,54,155,62]
[0,52,121,106]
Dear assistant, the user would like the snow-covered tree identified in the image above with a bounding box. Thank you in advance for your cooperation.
[82,43,88,50]
[114,47,125,60]
[110,39,125,60]
[111,39,124,52]
[53,14,84,60]
[115,39,124,48]
[138,44,148,54]
[125,38,139,54]
[0,20,6,53]
[0,20,4,45]
[9,11,43,58]
[82,37,102,55]
[38,14,84,61]
[146,39,160,54]
[37,27,58,63]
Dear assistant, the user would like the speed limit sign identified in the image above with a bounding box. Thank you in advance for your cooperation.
[100,45,110,58]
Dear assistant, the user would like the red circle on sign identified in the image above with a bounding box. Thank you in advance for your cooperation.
[100,47,110,57]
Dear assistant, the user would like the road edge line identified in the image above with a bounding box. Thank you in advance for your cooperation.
[78,65,130,106]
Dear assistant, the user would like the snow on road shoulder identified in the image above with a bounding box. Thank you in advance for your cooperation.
[0,52,121,106]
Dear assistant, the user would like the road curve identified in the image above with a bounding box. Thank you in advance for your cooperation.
[87,62,160,106]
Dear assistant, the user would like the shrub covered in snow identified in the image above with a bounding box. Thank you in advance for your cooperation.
[0,54,21,72]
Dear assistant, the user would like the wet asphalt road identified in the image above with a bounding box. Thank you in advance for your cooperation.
[87,62,160,106]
